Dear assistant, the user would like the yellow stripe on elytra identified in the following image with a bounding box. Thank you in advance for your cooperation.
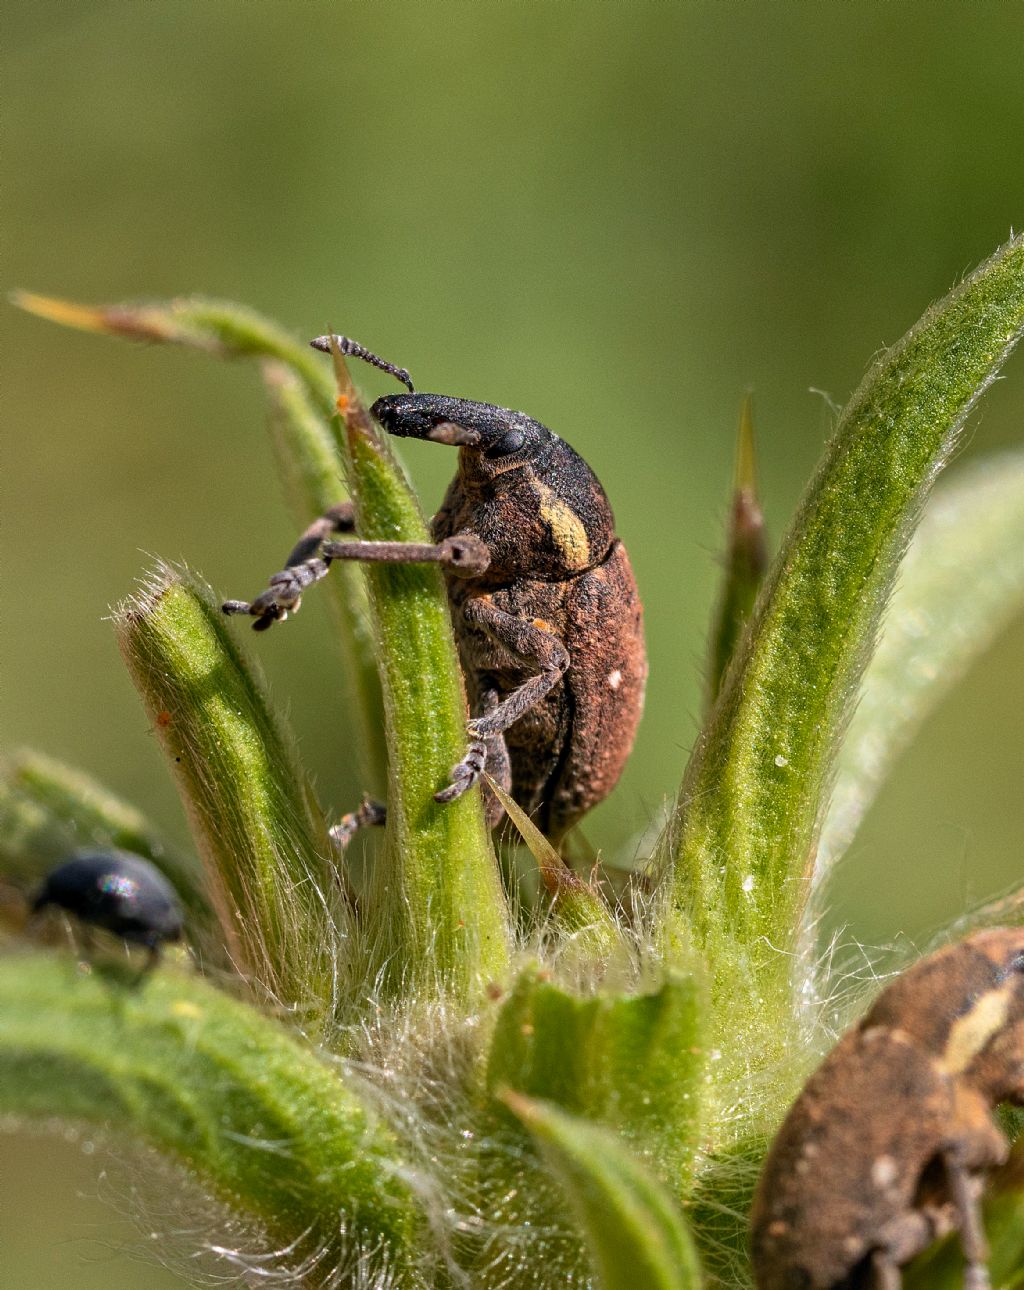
[535,482,590,568]
[939,985,1012,1074]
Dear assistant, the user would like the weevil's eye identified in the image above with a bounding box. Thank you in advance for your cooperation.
[485,427,527,457]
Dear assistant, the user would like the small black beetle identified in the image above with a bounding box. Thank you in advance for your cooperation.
[33,850,184,968]
[224,337,647,844]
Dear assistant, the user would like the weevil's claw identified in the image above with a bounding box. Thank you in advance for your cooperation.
[222,557,331,631]
[435,736,488,804]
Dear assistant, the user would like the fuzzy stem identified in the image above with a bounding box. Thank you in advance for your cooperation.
[113,564,348,1028]
[327,345,512,998]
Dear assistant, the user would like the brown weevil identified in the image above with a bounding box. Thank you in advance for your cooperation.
[223,337,646,844]
[751,927,1024,1290]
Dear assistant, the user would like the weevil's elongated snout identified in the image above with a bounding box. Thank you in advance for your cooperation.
[372,393,547,458]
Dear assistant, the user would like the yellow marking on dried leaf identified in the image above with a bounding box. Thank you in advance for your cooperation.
[940,984,1012,1074]
[535,481,590,568]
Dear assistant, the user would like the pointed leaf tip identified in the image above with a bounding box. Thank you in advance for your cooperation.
[500,1091,704,1290]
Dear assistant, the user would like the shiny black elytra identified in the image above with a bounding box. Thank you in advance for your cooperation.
[33,850,184,969]
[223,336,646,846]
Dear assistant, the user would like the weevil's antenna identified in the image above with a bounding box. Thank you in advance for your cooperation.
[309,334,415,392]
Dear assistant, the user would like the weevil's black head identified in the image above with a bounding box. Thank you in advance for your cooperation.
[371,394,550,466]
[372,393,618,579]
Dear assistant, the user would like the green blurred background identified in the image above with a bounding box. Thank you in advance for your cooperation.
[4,2,1023,1285]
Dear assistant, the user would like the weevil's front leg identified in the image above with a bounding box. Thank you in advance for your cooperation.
[223,518,490,631]
[437,600,569,804]
[321,533,490,576]
[222,502,356,631]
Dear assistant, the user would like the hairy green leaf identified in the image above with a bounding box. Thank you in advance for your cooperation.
[664,234,1024,1052]
[501,1091,703,1289]
[487,964,705,1194]
[816,449,1024,890]
[0,953,422,1285]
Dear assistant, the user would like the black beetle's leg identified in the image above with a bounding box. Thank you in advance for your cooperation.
[329,796,387,854]
[944,1157,991,1290]
[437,602,568,803]
[222,503,356,631]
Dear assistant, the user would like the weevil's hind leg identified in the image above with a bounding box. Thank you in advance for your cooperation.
[944,1158,991,1290]
[330,796,387,854]
[222,503,356,630]
[868,1250,902,1290]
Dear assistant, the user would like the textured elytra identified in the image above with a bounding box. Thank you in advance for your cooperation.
[751,929,1024,1289]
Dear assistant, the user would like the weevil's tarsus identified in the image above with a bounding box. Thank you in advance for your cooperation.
[308,334,415,393]
[221,503,356,630]
[946,1156,992,1290]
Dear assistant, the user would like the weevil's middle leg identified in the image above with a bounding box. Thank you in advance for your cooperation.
[437,601,568,805]
[434,688,512,826]
[944,1157,991,1290]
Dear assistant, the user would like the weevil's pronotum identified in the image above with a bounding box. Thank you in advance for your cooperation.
[223,337,646,843]
[751,927,1024,1290]
[33,849,184,970]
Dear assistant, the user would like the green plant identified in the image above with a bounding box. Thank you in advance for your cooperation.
[3,234,1024,1288]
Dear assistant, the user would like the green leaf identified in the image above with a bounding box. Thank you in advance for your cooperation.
[0,748,210,927]
[487,963,706,1194]
[0,952,422,1283]
[816,449,1024,889]
[113,563,348,1028]
[662,234,1024,1048]
[500,1091,703,1290]
[328,347,512,998]
[707,394,768,710]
